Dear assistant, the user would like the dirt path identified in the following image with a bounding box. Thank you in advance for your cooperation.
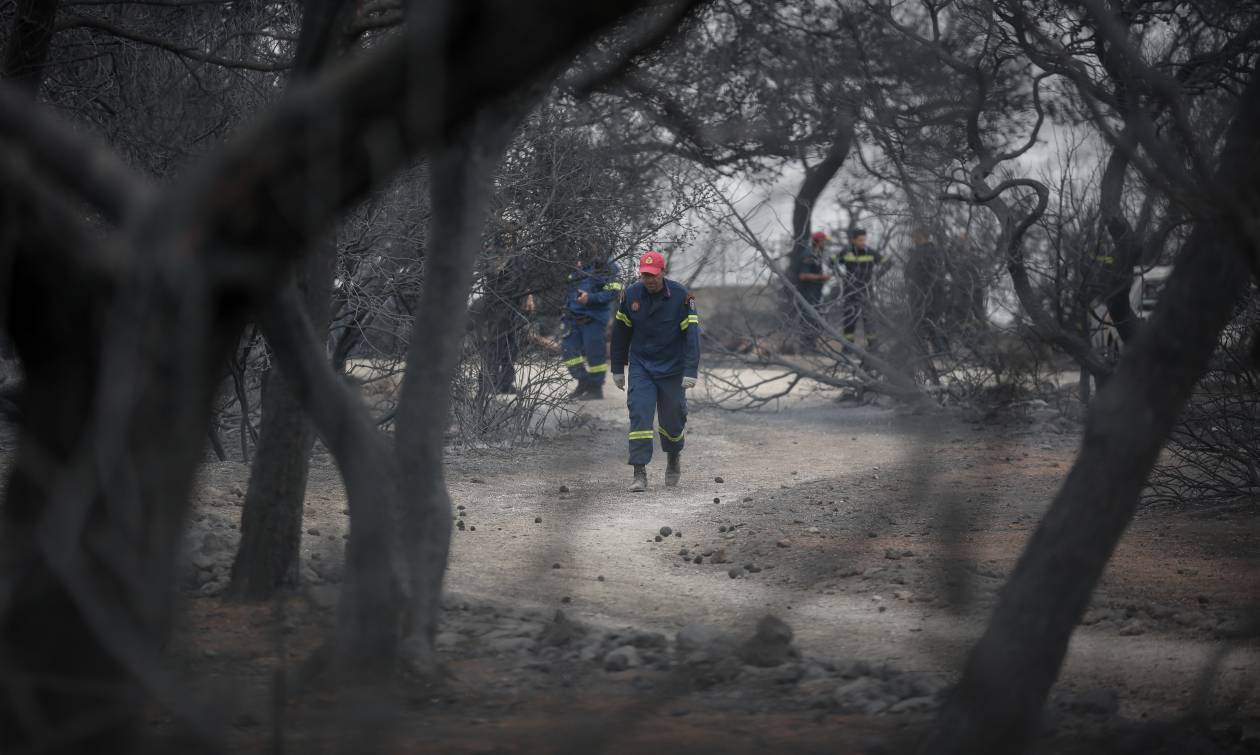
[421,387,1259,721]
[182,378,1260,751]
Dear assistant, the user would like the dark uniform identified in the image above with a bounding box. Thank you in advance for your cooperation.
[904,239,949,354]
[610,279,700,469]
[562,259,622,397]
[479,254,531,394]
[797,249,828,351]
[833,232,882,343]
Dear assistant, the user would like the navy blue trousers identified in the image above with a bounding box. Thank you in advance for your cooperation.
[561,318,609,385]
[626,365,687,465]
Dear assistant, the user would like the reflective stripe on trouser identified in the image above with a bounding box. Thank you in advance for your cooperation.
[626,365,687,465]
[561,318,609,385]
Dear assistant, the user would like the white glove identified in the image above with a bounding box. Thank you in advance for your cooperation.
[682,376,697,390]
[613,373,625,390]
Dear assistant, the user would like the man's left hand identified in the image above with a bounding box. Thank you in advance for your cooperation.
[682,376,697,390]
[577,291,589,305]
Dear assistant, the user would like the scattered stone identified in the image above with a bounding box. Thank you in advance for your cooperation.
[558,485,570,493]
[456,520,465,531]
[867,531,878,538]
[719,525,728,533]
[552,562,562,569]
[677,624,734,655]
[538,611,585,648]
[808,527,820,535]
[738,615,797,668]
[659,526,673,537]
[469,477,486,484]
[728,568,742,579]
[713,497,721,504]
[469,526,476,531]
[534,516,542,523]
[655,535,663,542]
[888,696,936,714]
[776,540,791,548]
[631,631,668,649]
[560,596,572,604]
[693,555,704,564]
[1118,619,1146,636]
[744,564,761,573]
[742,497,753,502]
[679,548,690,556]
[715,476,725,483]
[884,549,901,560]
[597,575,605,582]
[711,548,728,564]
[604,645,641,672]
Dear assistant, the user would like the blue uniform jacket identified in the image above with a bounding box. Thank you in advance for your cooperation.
[564,261,622,323]
[610,279,701,379]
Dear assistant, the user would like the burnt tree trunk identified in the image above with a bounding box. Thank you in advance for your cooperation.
[394,107,525,672]
[924,62,1260,755]
[228,0,356,600]
[229,238,335,598]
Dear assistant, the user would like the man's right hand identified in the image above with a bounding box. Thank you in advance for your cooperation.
[613,373,625,390]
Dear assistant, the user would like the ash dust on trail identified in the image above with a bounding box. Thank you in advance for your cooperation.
[181,371,1260,753]
[432,382,1260,722]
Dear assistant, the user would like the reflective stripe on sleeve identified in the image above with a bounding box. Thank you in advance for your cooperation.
[628,430,655,441]
[587,363,609,373]
[615,310,633,327]
[603,282,624,291]
[680,314,700,331]
[843,254,876,263]
[563,356,585,367]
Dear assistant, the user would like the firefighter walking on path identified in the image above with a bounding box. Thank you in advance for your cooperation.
[611,251,701,492]
[562,253,622,400]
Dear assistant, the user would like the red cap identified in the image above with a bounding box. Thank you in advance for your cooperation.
[639,250,666,276]
[811,231,830,242]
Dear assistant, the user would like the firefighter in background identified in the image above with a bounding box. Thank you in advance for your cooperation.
[561,252,622,400]
[797,230,833,353]
[610,251,701,492]
[833,228,883,348]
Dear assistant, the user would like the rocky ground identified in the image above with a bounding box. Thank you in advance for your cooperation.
[168,385,1260,753]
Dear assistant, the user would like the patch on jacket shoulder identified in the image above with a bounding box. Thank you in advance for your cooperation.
[631,300,641,312]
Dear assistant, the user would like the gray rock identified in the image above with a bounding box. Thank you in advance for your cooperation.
[659,526,673,537]
[676,624,733,655]
[306,528,321,536]
[190,550,217,571]
[738,615,797,668]
[630,631,668,649]
[1118,619,1146,636]
[201,532,233,554]
[603,645,641,672]
[888,696,936,714]
[538,611,585,648]
[488,636,534,654]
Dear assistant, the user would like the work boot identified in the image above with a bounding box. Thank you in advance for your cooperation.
[630,464,647,492]
[579,384,604,401]
[568,382,589,400]
[665,452,681,487]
